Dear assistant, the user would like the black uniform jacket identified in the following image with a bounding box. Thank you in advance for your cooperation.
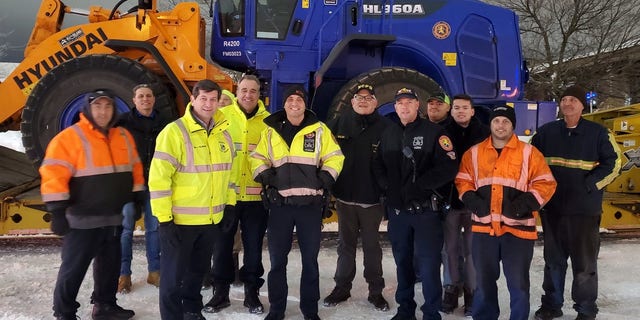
[327,108,392,204]
[373,116,458,209]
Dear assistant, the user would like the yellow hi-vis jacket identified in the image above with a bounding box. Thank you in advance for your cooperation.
[149,105,237,225]
[220,99,270,201]
[250,110,344,202]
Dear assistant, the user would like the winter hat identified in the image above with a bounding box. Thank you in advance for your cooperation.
[356,84,375,95]
[427,92,451,105]
[284,85,308,105]
[490,105,516,127]
[86,89,115,106]
[560,85,587,108]
[395,87,418,100]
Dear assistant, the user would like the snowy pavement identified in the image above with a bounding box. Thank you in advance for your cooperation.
[0,236,639,320]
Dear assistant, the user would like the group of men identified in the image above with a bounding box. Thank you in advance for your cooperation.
[40,74,619,320]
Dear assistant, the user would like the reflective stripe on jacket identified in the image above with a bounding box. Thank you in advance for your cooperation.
[250,111,344,203]
[455,134,557,240]
[220,100,269,201]
[40,113,145,228]
[149,106,236,225]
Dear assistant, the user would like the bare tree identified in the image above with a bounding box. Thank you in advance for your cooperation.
[489,0,640,106]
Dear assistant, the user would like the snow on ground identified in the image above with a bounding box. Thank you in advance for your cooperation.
[0,238,639,320]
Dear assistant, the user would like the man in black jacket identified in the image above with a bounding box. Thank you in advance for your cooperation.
[117,84,171,293]
[323,84,392,311]
[440,94,490,316]
[373,87,458,320]
[532,85,620,320]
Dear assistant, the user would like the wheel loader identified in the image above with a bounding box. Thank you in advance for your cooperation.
[4,0,631,235]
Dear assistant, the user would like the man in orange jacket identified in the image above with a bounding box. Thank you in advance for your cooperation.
[40,89,145,320]
[455,105,556,320]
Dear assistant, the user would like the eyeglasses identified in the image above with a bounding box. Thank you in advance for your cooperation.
[354,94,376,102]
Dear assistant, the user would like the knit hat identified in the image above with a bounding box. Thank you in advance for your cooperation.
[561,85,587,108]
[490,105,516,127]
[284,85,308,105]
[427,92,451,105]
[356,84,375,95]
[395,87,418,100]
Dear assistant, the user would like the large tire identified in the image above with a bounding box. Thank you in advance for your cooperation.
[327,67,444,120]
[21,55,176,166]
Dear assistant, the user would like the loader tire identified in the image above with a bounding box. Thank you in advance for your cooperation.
[21,55,177,166]
[327,67,443,121]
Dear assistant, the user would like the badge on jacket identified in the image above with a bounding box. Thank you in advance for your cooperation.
[413,136,423,149]
[303,132,316,152]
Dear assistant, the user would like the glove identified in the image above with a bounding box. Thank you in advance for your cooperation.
[507,192,539,219]
[321,191,333,219]
[263,187,283,206]
[220,205,237,233]
[50,209,70,236]
[159,221,180,248]
[462,191,489,217]
[318,171,335,191]
[405,200,423,214]
[256,168,276,187]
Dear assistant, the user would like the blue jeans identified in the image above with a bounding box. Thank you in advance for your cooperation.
[120,193,160,275]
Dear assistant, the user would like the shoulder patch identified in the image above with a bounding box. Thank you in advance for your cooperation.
[439,135,453,151]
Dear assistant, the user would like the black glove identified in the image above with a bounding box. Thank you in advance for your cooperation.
[321,191,333,219]
[159,221,180,248]
[256,168,276,186]
[462,191,489,217]
[318,171,335,191]
[50,209,70,236]
[220,205,237,233]
[405,200,423,214]
[263,187,283,206]
[507,192,539,219]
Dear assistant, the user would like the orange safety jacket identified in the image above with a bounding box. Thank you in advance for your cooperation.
[40,113,145,229]
[455,134,556,240]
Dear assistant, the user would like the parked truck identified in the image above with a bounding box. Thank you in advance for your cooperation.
[0,0,561,234]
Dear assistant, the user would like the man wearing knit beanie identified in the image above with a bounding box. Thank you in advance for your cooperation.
[560,85,587,110]
[531,84,621,320]
[489,105,516,129]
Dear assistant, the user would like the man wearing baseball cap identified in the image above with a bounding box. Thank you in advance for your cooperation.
[323,83,391,311]
[41,89,144,320]
[372,87,458,320]
[251,85,344,320]
[426,92,452,125]
[532,86,621,320]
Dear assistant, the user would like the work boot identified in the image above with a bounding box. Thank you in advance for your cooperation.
[463,288,473,317]
[575,313,596,320]
[322,287,351,307]
[117,275,132,294]
[390,313,417,320]
[91,303,135,320]
[534,306,563,320]
[243,285,264,314]
[367,293,390,311]
[203,285,230,313]
[183,311,206,320]
[303,314,321,320]
[440,285,459,314]
[147,271,160,287]
[232,252,242,287]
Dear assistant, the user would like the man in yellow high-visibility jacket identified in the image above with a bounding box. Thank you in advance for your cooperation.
[149,79,237,320]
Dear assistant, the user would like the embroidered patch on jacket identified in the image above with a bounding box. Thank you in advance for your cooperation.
[303,132,316,152]
[412,136,424,149]
[439,135,453,151]
[219,142,228,152]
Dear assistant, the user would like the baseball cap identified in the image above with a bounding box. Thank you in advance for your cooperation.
[427,92,451,105]
[395,87,418,100]
[356,84,375,95]
[86,89,115,104]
